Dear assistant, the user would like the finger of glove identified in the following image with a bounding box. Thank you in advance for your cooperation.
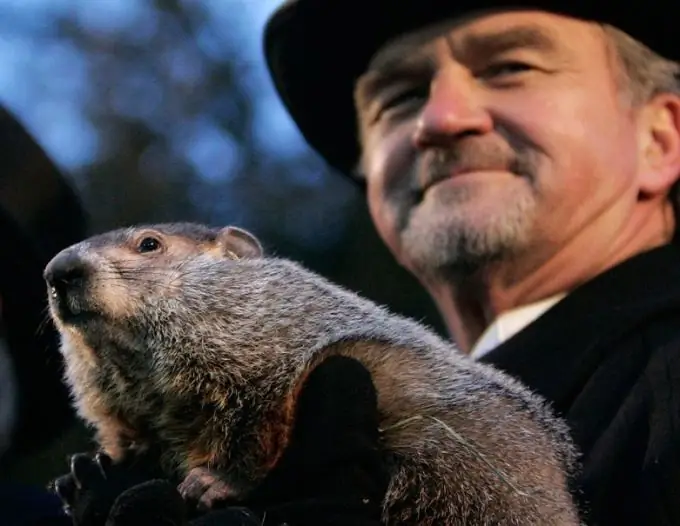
[70,453,105,489]
[95,451,114,476]
[51,473,78,505]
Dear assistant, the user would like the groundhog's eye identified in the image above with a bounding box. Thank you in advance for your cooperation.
[137,236,162,253]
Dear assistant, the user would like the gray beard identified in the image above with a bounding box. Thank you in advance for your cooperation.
[0,335,17,458]
[400,183,538,278]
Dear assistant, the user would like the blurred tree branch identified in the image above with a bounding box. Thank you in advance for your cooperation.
[3,0,447,325]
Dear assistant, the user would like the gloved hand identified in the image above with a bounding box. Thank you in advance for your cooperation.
[49,450,260,526]
[49,355,388,526]
[239,354,389,526]
[105,479,260,526]
[50,449,169,526]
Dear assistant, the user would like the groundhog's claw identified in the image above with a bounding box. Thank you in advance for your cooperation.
[178,467,236,511]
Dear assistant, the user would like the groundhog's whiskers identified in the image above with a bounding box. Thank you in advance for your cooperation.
[36,305,54,337]
[96,269,179,286]
[113,265,201,285]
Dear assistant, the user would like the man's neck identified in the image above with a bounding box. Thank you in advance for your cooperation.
[425,202,676,353]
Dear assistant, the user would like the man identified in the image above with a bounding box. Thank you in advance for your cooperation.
[262,1,680,525]
[0,104,88,525]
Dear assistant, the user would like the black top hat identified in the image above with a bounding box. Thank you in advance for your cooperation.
[0,104,88,456]
[263,0,680,185]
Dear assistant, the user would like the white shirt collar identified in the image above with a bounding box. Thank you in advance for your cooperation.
[470,293,567,361]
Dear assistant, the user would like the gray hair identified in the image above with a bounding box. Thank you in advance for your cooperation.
[603,25,680,103]
[602,24,680,221]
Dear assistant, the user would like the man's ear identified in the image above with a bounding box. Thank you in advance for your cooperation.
[638,93,680,198]
[216,226,264,259]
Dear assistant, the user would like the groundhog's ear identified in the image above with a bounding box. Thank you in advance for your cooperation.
[216,226,264,259]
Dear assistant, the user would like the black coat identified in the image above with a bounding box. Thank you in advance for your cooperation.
[480,242,680,525]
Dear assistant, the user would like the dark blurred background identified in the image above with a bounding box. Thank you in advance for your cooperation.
[0,0,446,486]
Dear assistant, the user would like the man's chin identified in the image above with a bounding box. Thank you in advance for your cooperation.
[399,219,521,278]
[399,189,536,276]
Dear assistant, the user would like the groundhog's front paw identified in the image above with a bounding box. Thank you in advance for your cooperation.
[178,467,237,511]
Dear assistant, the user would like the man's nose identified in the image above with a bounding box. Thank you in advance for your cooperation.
[412,67,492,149]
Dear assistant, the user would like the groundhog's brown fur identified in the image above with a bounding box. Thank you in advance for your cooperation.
[43,222,581,525]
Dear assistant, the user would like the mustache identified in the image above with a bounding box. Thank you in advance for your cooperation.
[414,138,535,192]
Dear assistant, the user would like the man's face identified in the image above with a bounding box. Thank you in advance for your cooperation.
[355,10,643,278]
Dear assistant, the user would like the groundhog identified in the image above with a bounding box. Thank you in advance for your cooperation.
[43,222,581,525]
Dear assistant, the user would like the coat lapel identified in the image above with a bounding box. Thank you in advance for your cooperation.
[479,242,680,415]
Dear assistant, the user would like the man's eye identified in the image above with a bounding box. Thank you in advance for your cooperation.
[375,86,428,120]
[481,61,534,79]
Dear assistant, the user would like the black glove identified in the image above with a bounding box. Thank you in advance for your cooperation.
[105,480,261,526]
[50,453,260,526]
[49,354,388,526]
[239,354,389,526]
[50,449,170,526]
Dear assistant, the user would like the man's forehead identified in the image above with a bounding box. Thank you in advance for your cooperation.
[364,10,592,75]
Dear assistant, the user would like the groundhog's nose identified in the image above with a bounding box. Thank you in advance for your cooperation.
[44,249,89,296]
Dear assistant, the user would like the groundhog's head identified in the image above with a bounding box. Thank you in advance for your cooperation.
[44,223,262,328]
[43,222,263,381]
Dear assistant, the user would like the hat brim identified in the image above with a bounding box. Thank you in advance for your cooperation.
[264,0,679,183]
